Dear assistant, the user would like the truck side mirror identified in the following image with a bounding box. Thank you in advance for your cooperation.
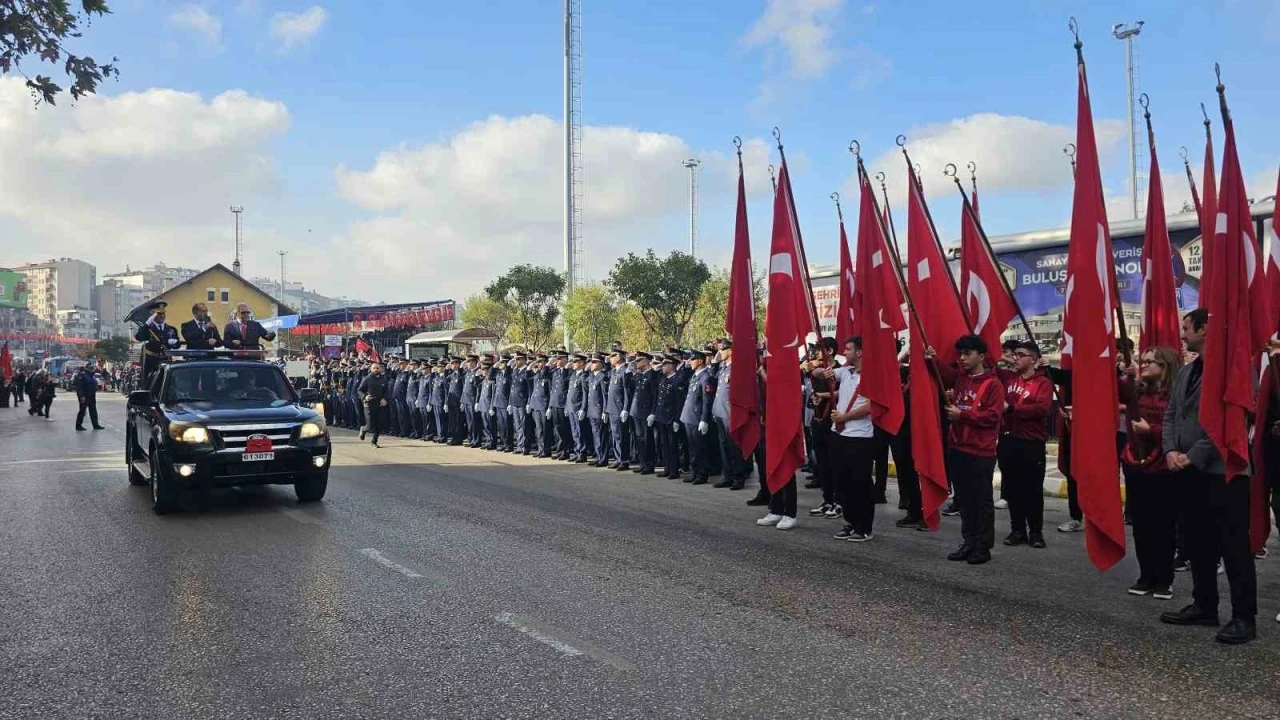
[128,390,154,406]
[298,387,320,403]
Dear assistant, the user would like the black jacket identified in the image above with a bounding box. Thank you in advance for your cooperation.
[223,319,276,350]
[181,319,223,349]
[358,373,390,403]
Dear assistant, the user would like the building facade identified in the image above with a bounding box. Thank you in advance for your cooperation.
[102,263,201,297]
[55,307,99,340]
[16,258,97,326]
[95,279,149,339]
[126,264,289,331]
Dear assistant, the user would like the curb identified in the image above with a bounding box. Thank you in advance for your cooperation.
[884,462,1126,502]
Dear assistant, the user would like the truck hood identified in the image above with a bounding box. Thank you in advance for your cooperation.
[163,403,318,424]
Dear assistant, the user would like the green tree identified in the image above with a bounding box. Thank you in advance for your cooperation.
[616,302,655,352]
[485,264,565,352]
[561,283,619,352]
[92,335,130,362]
[686,265,766,348]
[460,293,512,346]
[608,250,710,346]
[0,1,120,105]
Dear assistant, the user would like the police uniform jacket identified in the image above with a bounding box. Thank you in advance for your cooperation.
[680,367,714,427]
[493,367,511,407]
[448,368,465,402]
[430,372,448,408]
[586,370,607,420]
[406,373,420,406]
[566,369,586,415]
[628,367,661,418]
[550,366,568,409]
[508,366,530,410]
[712,364,733,422]
[606,365,631,415]
[478,372,494,413]
[461,367,478,405]
[655,372,682,424]
[134,321,179,357]
[529,366,551,412]
[392,370,409,403]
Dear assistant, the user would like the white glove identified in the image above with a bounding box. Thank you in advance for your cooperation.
[646,414,655,427]
[673,422,680,431]
[545,409,552,419]
[526,406,533,415]
[489,408,495,417]
[602,412,609,422]
[167,338,179,347]
[507,405,514,414]
[427,404,433,412]
[147,313,158,325]
[698,421,709,435]
[444,404,449,413]
[577,410,585,421]
[620,411,629,422]
[474,403,480,412]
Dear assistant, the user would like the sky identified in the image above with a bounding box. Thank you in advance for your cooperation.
[1,0,1278,307]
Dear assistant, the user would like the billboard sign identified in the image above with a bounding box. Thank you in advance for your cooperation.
[0,269,30,309]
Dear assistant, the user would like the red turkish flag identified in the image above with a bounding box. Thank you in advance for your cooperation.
[1139,132,1181,353]
[959,193,1017,359]
[763,158,814,493]
[905,163,969,529]
[1201,93,1271,481]
[852,168,906,434]
[725,157,761,458]
[0,342,12,384]
[1197,132,1217,310]
[1063,51,1125,571]
[1266,167,1280,333]
[836,217,856,345]
[1251,366,1277,552]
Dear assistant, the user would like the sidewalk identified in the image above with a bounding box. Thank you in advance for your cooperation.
[884,444,1126,503]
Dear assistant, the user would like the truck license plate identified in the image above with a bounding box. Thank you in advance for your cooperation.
[242,452,275,462]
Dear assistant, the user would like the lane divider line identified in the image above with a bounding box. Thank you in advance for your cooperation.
[494,612,637,671]
[358,548,424,578]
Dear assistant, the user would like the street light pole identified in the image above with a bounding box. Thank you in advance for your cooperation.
[1112,21,1144,220]
[682,158,701,257]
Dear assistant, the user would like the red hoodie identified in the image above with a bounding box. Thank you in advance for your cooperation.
[997,368,1054,441]
[943,368,1006,457]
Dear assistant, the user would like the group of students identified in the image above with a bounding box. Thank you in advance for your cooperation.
[317,342,766,490]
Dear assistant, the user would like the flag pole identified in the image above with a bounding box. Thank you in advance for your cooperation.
[768,164,776,194]
[855,154,947,391]
[875,171,900,248]
[968,161,979,202]
[899,135,973,332]
[1179,145,1202,218]
[1064,143,1077,177]
[733,135,757,316]
[773,127,822,341]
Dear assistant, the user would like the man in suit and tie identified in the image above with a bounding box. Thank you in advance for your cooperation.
[223,303,276,351]
[181,303,223,350]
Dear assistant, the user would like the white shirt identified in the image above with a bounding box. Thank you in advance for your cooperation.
[831,366,873,438]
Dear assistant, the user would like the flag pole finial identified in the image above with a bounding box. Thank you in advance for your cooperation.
[772,127,783,151]
[967,161,978,197]
[895,134,907,148]
[1215,65,1230,123]
[1178,145,1189,163]
[1069,16,1082,56]
[733,135,743,172]
[831,192,843,222]
[848,140,860,159]
[875,171,887,193]
[943,163,957,179]
[767,164,776,193]
[1139,92,1150,119]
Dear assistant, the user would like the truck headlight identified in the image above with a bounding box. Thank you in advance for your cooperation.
[169,424,210,444]
[299,421,326,439]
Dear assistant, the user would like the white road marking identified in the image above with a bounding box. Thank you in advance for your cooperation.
[494,612,637,671]
[494,612,584,657]
[280,507,326,526]
[358,548,424,578]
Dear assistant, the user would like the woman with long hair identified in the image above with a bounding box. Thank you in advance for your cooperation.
[1121,345,1183,600]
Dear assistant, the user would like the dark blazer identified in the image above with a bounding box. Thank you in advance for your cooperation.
[1162,359,1238,476]
[223,319,276,350]
[181,319,223,349]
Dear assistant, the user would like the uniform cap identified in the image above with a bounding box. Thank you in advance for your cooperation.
[634,351,652,360]
[661,356,677,366]
[610,348,625,357]
[720,338,733,349]
[572,353,588,362]
[147,300,168,311]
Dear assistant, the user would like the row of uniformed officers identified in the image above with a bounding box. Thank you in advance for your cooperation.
[319,343,764,491]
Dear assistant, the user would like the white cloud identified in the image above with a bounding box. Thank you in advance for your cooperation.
[845,112,1127,214]
[0,77,289,275]
[167,5,223,47]
[270,6,328,52]
[743,0,844,79]
[330,115,776,302]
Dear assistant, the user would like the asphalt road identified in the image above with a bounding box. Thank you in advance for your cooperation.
[2,394,1279,720]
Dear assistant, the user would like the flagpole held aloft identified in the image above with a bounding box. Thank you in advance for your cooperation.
[875,171,899,247]
[831,192,842,222]
[967,161,978,199]
[899,136,971,332]
[772,126,822,342]
[767,164,776,194]
[1064,143,1077,177]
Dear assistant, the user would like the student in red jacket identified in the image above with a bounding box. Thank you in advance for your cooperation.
[931,334,1006,565]
[996,340,1054,549]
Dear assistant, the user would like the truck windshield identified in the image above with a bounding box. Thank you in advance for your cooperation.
[163,365,297,406]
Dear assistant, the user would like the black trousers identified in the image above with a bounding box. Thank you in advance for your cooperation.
[716,417,750,483]
[872,425,892,500]
[659,423,680,478]
[388,399,401,435]
[1263,436,1280,531]
[890,424,921,519]
[768,476,798,518]
[811,420,835,504]
[1182,469,1256,619]
[1125,466,1178,587]
[633,416,654,470]
[947,449,997,551]
[364,402,388,443]
[998,435,1046,536]
[833,433,878,534]
[75,398,99,428]
[449,401,466,443]
[685,422,708,480]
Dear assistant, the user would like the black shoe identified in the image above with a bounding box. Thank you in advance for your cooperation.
[75,426,86,431]
[615,464,629,471]
[940,502,960,517]
[803,480,821,489]
[895,516,923,529]
[874,495,888,505]
[713,478,733,488]
[1160,604,1220,627]
[640,469,654,476]
[834,524,855,540]
[1028,533,1047,549]
[1173,558,1191,573]
[746,496,770,506]
[575,457,588,464]
[92,425,104,430]
[897,499,909,510]
[966,550,992,565]
[594,461,608,468]
[730,482,745,490]
[1215,618,1257,645]
[360,430,367,441]
[947,546,973,562]
[1003,532,1029,547]
[690,477,707,486]
[1128,579,1154,596]
[371,442,380,448]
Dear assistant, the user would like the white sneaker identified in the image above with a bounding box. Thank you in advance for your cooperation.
[1275,611,1279,623]
[1057,519,1083,533]
[995,499,1008,510]
[776,516,798,530]
[757,513,783,526]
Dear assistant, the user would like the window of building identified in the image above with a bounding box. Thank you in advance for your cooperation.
[207,288,216,302]
[220,289,230,303]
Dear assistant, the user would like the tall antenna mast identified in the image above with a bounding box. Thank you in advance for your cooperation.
[683,158,701,257]
[277,250,287,304]
[1112,20,1145,219]
[563,0,584,348]
[230,205,244,276]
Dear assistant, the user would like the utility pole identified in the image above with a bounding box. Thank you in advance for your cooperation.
[230,206,244,275]
[563,0,584,350]
[682,158,701,257]
[277,250,287,305]
[1112,21,1144,220]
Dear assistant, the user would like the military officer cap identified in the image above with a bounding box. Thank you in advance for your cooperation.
[481,357,493,367]
[610,347,625,358]
[661,355,677,366]
[467,354,479,361]
[721,338,733,349]
[500,353,512,361]
[686,348,708,360]
[634,350,652,360]
[514,351,528,360]
[536,353,549,361]
[572,353,588,362]
[589,353,605,363]
[147,300,168,312]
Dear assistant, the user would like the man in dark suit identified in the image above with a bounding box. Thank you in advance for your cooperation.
[223,303,276,350]
[180,302,223,350]
[627,351,660,475]
[134,301,180,382]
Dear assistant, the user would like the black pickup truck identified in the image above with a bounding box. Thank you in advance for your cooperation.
[125,353,331,514]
